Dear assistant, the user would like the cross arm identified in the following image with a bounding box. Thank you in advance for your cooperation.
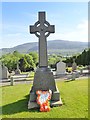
[46,25,55,33]
[30,26,38,34]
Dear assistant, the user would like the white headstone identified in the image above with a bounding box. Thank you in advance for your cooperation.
[0,65,9,79]
[56,61,66,74]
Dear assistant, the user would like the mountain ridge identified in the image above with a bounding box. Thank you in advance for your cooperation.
[0,40,88,56]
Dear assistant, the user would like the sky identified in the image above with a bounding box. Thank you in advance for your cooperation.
[0,2,88,48]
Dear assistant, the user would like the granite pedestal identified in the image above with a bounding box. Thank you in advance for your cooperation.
[28,67,62,109]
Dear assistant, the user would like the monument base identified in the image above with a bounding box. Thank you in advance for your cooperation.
[28,67,63,109]
[28,98,63,109]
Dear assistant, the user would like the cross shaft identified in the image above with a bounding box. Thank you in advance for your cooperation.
[30,12,55,67]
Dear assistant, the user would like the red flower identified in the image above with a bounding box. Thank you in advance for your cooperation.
[36,90,52,112]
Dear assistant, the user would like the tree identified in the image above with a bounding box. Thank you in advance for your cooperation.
[76,54,81,65]
[88,49,90,64]
[48,54,60,68]
[1,54,18,71]
[19,57,30,72]
[29,52,38,66]
[0,52,24,71]
[81,50,86,66]
[19,54,35,72]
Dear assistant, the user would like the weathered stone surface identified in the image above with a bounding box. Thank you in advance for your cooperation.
[51,90,60,101]
[28,68,62,108]
[28,67,62,108]
[28,101,39,109]
[31,67,56,92]
[29,92,37,102]
[50,98,63,107]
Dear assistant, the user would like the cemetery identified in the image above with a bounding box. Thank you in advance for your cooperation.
[0,11,89,118]
[1,78,88,118]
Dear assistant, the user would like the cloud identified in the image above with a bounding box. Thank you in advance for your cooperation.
[1,20,88,49]
[7,33,21,37]
[1,22,38,48]
[48,20,88,42]
[2,24,27,33]
[77,20,87,30]
[2,31,37,48]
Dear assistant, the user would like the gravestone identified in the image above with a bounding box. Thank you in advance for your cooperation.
[56,61,66,75]
[71,59,79,80]
[28,12,62,109]
[0,64,9,79]
[72,59,77,72]
[15,61,21,74]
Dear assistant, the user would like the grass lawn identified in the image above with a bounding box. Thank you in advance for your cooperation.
[21,71,34,81]
[1,78,88,118]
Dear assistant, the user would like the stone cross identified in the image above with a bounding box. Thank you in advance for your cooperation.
[30,12,55,67]
[28,12,62,109]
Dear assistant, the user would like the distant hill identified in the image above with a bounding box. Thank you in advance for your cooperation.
[0,40,88,56]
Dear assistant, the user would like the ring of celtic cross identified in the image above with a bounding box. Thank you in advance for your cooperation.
[34,21,51,38]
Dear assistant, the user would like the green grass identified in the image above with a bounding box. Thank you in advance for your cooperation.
[21,71,34,77]
[1,78,88,118]
[21,71,34,81]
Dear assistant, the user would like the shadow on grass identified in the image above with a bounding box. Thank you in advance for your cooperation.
[64,79,76,82]
[2,95,39,115]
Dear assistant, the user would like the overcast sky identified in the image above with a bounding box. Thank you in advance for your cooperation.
[1,2,88,48]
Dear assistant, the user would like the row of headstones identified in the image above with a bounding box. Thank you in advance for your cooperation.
[56,61,90,75]
[0,61,89,80]
[0,64,21,79]
[56,61,77,75]
[0,61,73,79]
[56,61,90,81]
[56,61,79,80]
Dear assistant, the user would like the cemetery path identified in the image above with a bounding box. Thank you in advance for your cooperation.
[0,80,33,86]
[55,75,88,81]
[0,75,88,87]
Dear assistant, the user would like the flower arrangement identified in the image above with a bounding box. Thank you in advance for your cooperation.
[36,90,52,112]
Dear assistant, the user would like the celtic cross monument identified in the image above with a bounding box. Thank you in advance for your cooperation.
[28,12,62,109]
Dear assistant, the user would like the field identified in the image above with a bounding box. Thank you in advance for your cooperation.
[0,78,88,118]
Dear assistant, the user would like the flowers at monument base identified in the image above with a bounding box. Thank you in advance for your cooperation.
[36,90,52,112]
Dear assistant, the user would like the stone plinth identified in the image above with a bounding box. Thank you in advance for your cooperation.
[28,67,62,109]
